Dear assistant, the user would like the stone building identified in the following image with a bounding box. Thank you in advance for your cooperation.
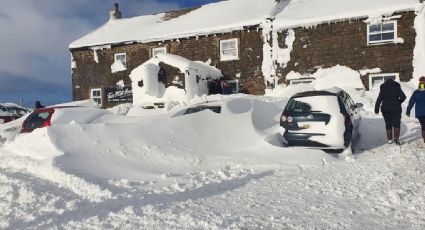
[70,0,423,108]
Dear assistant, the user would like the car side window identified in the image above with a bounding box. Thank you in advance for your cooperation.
[347,94,355,109]
[341,93,352,111]
[24,112,51,130]
[183,106,221,115]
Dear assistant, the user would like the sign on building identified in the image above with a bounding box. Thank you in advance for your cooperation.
[105,86,133,102]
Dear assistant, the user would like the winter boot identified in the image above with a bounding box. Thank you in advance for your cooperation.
[394,139,401,145]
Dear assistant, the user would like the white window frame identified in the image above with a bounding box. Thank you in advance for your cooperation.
[114,53,127,67]
[367,21,397,45]
[91,88,102,107]
[368,73,400,90]
[151,47,167,57]
[221,79,240,94]
[220,38,239,61]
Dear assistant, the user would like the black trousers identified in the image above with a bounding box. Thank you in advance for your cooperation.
[382,111,401,129]
[418,116,425,131]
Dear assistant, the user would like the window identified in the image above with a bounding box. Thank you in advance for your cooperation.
[289,78,314,85]
[114,53,127,67]
[183,106,222,115]
[222,79,240,94]
[220,38,238,61]
[341,92,355,110]
[23,112,52,130]
[91,88,102,106]
[367,21,397,45]
[369,73,399,90]
[152,47,167,57]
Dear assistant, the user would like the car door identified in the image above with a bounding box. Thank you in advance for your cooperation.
[342,92,360,131]
[346,93,361,130]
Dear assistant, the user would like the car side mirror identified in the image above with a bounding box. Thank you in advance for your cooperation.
[354,103,363,109]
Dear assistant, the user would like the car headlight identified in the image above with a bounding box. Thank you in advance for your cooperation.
[281,115,287,122]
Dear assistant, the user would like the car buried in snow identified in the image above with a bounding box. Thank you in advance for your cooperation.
[280,88,363,154]
[0,104,30,124]
[20,106,110,133]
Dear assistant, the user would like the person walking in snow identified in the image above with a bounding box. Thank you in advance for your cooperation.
[406,76,425,143]
[375,78,406,145]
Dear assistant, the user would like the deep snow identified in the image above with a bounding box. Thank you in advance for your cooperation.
[1,85,425,228]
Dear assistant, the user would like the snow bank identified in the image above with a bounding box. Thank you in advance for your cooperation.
[50,107,111,125]
[3,96,331,182]
[52,99,97,107]
[266,65,365,99]
[311,65,365,90]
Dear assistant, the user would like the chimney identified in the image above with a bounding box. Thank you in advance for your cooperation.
[109,3,122,20]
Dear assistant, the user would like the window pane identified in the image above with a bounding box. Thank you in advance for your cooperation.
[286,99,312,113]
[223,50,235,56]
[116,54,124,61]
[372,77,384,87]
[383,75,396,81]
[369,34,382,41]
[369,24,381,33]
[222,42,229,49]
[92,90,100,97]
[382,32,394,40]
[153,48,166,56]
[93,98,101,105]
[382,23,394,31]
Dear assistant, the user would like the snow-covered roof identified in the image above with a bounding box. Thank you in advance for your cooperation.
[274,0,421,30]
[70,0,422,49]
[69,0,277,49]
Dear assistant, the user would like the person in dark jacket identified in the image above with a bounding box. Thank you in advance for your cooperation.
[375,79,406,145]
[406,76,425,143]
[34,100,44,109]
[222,81,233,95]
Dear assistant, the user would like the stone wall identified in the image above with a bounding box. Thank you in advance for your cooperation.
[276,11,416,89]
[71,30,265,108]
[71,11,417,108]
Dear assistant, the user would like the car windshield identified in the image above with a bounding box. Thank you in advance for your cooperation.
[184,106,221,115]
[286,98,312,113]
[23,111,51,130]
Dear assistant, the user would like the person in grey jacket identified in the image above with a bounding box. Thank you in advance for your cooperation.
[375,79,406,145]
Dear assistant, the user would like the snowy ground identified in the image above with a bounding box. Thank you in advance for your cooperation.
[0,93,424,229]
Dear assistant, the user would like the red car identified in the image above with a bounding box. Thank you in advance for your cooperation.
[20,106,110,133]
[20,107,56,133]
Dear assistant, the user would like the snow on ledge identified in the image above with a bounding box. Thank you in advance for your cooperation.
[359,68,382,76]
[111,61,127,73]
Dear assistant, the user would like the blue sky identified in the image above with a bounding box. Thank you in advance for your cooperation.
[0,0,221,108]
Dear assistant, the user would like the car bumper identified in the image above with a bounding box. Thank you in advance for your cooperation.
[283,131,329,148]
